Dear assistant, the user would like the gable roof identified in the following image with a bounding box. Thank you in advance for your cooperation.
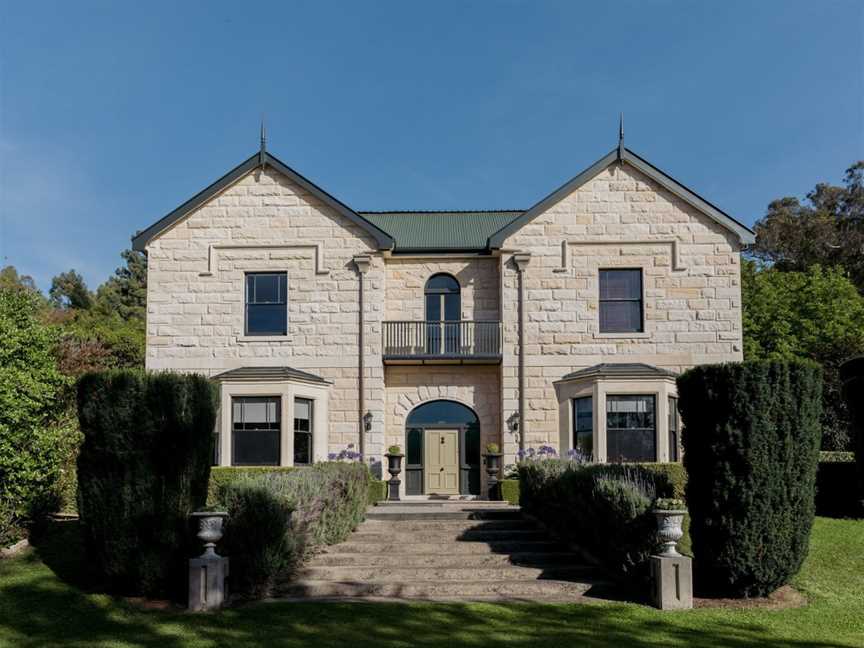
[360,210,523,252]
[487,147,755,248]
[131,151,394,251]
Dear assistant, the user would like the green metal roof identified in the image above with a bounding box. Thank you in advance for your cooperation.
[359,211,524,252]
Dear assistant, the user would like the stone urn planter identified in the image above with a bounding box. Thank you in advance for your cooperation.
[483,444,503,501]
[385,446,404,501]
[191,510,228,558]
[653,500,686,557]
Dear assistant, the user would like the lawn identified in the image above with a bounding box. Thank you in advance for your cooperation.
[0,517,862,648]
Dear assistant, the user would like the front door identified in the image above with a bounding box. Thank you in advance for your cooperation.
[424,429,460,495]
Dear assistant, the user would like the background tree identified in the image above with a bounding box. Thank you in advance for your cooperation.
[742,261,864,449]
[0,265,40,295]
[750,161,864,292]
[94,249,147,321]
[49,269,93,310]
[0,287,77,543]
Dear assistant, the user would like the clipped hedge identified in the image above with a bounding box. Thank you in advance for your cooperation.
[76,370,217,597]
[840,357,864,513]
[208,467,298,505]
[678,360,822,597]
[816,460,859,518]
[216,462,370,596]
[500,479,520,505]
[367,479,387,505]
[519,460,683,579]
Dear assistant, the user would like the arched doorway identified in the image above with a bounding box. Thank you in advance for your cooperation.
[425,273,460,355]
[405,400,480,496]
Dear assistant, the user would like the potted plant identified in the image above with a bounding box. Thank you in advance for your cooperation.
[385,445,404,501]
[483,442,503,501]
[190,508,229,558]
[653,498,687,557]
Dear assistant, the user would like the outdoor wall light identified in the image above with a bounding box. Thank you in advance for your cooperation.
[363,411,373,432]
[507,411,520,434]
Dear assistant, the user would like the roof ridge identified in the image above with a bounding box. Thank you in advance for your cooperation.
[359,209,525,215]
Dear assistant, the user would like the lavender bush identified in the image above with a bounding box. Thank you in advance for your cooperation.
[217,462,370,596]
[519,459,672,579]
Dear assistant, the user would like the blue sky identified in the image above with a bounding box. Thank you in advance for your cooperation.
[1,0,862,291]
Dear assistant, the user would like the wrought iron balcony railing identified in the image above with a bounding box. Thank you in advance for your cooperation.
[382,320,502,363]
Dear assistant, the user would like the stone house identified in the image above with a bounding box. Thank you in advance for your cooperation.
[132,134,753,498]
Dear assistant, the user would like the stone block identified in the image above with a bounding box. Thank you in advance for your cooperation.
[649,554,693,610]
[188,554,229,611]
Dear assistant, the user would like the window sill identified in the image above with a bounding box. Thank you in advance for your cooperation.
[593,332,651,339]
[236,335,291,343]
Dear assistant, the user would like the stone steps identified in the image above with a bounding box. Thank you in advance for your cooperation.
[276,579,595,601]
[281,502,602,602]
[357,518,534,531]
[328,540,566,555]
[310,551,584,568]
[365,509,522,521]
[298,565,599,582]
[349,529,547,543]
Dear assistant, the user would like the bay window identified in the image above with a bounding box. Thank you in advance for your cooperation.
[606,395,656,462]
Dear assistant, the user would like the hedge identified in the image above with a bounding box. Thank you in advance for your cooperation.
[76,370,217,597]
[216,462,370,596]
[208,467,386,507]
[518,460,687,579]
[207,467,298,505]
[840,356,864,514]
[367,479,387,505]
[677,360,822,597]
[816,460,859,518]
[500,479,520,505]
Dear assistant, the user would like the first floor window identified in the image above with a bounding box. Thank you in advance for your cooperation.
[606,395,656,462]
[668,396,680,462]
[232,397,281,465]
[246,272,288,335]
[294,398,313,465]
[572,396,593,456]
[599,269,643,333]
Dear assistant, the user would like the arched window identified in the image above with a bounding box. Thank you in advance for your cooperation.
[425,274,460,354]
[405,400,480,496]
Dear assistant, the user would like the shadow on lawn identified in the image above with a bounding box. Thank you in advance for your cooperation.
[0,520,846,648]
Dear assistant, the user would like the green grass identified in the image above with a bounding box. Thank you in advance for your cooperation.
[0,518,862,647]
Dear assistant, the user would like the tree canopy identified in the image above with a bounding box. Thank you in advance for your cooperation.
[742,261,864,449]
[750,161,864,292]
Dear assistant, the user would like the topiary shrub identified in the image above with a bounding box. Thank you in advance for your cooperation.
[216,462,370,596]
[677,360,822,597]
[76,369,217,597]
[367,479,387,505]
[500,479,520,505]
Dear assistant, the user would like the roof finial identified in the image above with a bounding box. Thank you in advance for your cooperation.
[617,112,624,160]
[258,116,267,167]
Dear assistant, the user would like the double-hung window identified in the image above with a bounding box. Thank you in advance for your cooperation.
[572,396,593,456]
[599,269,643,333]
[606,395,656,462]
[232,397,281,465]
[668,396,680,462]
[245,272,287,335]
[293,398,313,465]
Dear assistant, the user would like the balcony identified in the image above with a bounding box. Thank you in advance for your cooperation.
[382,321,502,364]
